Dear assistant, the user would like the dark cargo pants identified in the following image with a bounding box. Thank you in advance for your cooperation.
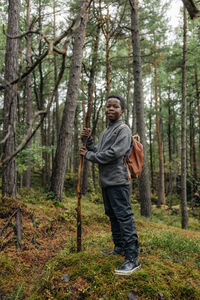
[102,185,139,259]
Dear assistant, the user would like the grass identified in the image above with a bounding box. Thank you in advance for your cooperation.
[0,188,200,299]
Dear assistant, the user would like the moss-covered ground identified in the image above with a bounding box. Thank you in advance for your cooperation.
[0,188,200,299]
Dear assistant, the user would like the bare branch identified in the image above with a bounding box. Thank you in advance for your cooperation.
[0,125,11,144]
[0,52,67,167]
[0,1,91,90]
[0,0,93,164]
[3,26,40,39]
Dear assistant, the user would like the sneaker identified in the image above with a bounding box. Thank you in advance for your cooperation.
[114,257,141,275]
[101,246,125,256]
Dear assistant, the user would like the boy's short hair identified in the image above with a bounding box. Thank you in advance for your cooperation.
[107,94,125,111]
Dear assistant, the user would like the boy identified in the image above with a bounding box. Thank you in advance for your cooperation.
[80,94,141,275]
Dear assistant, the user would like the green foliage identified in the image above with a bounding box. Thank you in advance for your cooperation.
[64,172,77,196]
[142,229,200,261]
[17,145,55,174]
[88,191,102,203]
[17,187,47,204]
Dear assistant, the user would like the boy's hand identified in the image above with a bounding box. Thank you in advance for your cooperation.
[80,146,87,156]
[81,128,91,139]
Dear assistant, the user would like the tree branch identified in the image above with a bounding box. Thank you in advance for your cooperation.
[0,125,11,144]
[0,52,66,167]
[0,1,91,90]
[182,0,199,19]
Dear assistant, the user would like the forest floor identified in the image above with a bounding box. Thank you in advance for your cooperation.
[0,188,200,300]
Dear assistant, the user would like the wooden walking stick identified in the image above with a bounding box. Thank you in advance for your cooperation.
[77,85,94,252]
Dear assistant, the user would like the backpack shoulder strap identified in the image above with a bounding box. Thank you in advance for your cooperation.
[116,123,128,132]
[133,133,140,143]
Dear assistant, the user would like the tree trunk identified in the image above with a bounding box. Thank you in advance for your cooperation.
[181,7,188,229]
[154,47,165,207]
[126,38,131,127]
[105,0,111,96]
[81,23,100,195]
[50,1,90,201]
[149,98,154,191]
[91,96,103,189]
[46,110,51,184]
[38,0,46,187]
[182,0,199,19]
[16,209,22,250]
[24,0,32,188]
[2,0,21,200]
[73,107,80,182]
[99,0,111,96]
[130,0,152,218]
[53,0,60,140]
[167,96,173,209]
[189,97,197,179]
[194,64,200,174]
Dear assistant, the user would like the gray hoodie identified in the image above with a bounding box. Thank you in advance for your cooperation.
[85,119,132,187]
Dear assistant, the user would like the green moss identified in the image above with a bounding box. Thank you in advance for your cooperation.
[1,189,200,299]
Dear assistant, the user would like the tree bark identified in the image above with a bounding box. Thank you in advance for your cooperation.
[154,47,165,207]
[2,0,21,200]
[105,0,111,96]
[130,0,152,218]
[126,38,131,127]
[46,110,51,183]
[189,97,197,179]
[99,0,111,96]
[81,22,100,195]
[149,98,154,191]
[50,1,90,201]
[194,64,200,171]
[38,0,47,187]
[53,0,60,140]
[167,95,173,209]
[24,0,32,188]
[16,209,22,250]
[181,7,188,229]
[182,0,199,19]
[73,107,80,174]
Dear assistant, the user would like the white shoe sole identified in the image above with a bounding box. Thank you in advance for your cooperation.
[114,264,141,275]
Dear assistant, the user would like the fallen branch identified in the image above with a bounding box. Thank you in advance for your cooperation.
[0,209,18,236]
[30,214,39,245]
[2,229,13,240]
[16,209,22,250]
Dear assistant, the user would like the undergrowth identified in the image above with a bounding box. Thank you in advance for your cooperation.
[0,188,200,299]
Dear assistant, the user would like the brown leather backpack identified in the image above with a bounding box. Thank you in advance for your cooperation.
[125,134,144,179]
[118,124,144,179]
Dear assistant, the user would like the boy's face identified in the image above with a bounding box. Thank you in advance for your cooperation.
[106,98,123,121]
